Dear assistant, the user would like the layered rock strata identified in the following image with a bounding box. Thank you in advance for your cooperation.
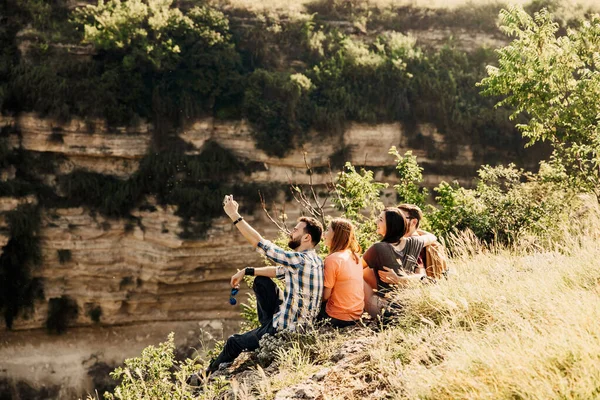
[0,112,479,331]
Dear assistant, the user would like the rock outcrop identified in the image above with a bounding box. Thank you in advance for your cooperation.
[0,111,499,331]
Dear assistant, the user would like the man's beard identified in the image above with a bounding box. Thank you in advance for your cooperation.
[288,237,301,250]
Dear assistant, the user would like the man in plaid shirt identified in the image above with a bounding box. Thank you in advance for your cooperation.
[198,194,323,378]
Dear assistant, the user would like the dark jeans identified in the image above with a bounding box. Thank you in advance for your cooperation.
[317,302,358,329]
[208,276,280,373]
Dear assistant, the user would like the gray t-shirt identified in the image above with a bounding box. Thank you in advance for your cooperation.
[363,237,425,292]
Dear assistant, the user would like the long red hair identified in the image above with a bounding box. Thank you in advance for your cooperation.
[328,218,361,263]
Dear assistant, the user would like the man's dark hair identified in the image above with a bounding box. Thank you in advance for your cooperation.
[299,216,323,246]
[381,207,407,244]
[397,203,423,228]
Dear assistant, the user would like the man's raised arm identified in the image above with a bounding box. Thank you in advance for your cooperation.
[223,194,262,248]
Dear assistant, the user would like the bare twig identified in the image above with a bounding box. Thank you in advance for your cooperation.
[328,160,345,211]
[259,191,290,234]
[303,152,327,227]
[289,182,321,221]
[261,154,340,231]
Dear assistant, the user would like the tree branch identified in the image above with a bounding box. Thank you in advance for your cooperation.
[259,191,290,234]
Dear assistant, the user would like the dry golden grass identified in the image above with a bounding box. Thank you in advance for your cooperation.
[230,210,600,399]
[391,241,600,399]
[94,199,600,400]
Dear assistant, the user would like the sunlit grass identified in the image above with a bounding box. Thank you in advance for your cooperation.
[235,231,600,399]
[97,201,600,399]
[94,235,600,399]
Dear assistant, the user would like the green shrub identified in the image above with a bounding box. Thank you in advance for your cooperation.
[389,146,428,208]
[407,45,520,162]
[2,2,527,163]
[240,293,260,332]
[307,33,416,133]
[332,162,387,250]
[10,48,149,124]
[243,70,313,156]
[104,333,205,400]
[73,0,230,71]
[427,162,574,248]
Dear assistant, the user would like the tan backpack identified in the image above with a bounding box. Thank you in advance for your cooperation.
[424,241,449,280]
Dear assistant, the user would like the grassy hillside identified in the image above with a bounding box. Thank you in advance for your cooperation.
[98,198,600,399]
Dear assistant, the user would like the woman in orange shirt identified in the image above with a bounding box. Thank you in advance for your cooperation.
[320,218,364,328]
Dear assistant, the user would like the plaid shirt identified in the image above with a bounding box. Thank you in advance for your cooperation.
[256,239,324,331]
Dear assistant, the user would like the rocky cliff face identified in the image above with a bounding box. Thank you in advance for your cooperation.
[0,111,484,333]
[0,111,495,331]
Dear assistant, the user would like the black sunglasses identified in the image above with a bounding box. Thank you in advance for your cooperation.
[229,288,239,305]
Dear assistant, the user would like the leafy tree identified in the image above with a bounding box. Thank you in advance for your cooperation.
[73,0,241,139]
[479,6,600,200]
[332,162,387,250]
[389,146,428,208]
[73,0,230,70]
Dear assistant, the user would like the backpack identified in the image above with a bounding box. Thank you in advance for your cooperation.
[423,241,449,280]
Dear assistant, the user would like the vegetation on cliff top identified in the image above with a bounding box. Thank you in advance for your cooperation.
[1,0,558,162]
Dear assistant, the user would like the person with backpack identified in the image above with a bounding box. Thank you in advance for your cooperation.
[362,207,436,318]
[397,203,450,280]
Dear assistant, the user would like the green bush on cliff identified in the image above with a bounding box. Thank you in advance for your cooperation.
[72,0,231,71]
[243,70,313,156]
[1,0,526,161]
[5,0,242,128]
[72,0,242,133]
[427,162,576,248]
[306,32,416,134]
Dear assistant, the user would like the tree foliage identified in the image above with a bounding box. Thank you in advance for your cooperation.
[73,0,230,70]
[389,146,428,208]
[332,162,387,250]
[480,6,600,199]
[427,162,575,247]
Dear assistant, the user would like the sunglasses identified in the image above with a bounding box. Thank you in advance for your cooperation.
[229,288,239,305]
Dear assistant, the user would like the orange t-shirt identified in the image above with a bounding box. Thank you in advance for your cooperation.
[324,250,364,321]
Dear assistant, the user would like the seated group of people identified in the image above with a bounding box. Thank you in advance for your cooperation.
[200,195,437,379]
